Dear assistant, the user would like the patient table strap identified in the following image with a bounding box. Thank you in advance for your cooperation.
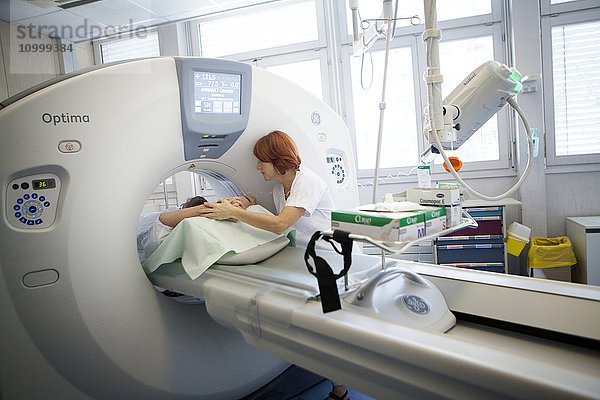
[304,230,354,313]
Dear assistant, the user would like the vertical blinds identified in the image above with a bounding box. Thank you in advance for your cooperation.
[100,32,160,63]
[552,20,600,156]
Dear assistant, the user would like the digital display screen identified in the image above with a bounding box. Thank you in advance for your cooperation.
[32,178,56,190]
[194,72,241,114]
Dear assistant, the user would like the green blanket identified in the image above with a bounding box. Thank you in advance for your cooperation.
[142,205,295,279]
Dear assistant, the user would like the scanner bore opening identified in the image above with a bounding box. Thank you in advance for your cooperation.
[137,170,244,303]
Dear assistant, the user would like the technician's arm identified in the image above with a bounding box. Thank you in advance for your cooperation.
[199,200,304,235]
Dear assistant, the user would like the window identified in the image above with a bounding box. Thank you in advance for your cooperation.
[265,59,323,100]
[188,0,507,175]
[542,1,600,165]
[438,35,498,163]
[195,0,319,58]
[98,32,160,63]
[350,46,419,169]
[343,0,505,174]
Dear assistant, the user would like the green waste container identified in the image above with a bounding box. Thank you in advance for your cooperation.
[527,237,577,282]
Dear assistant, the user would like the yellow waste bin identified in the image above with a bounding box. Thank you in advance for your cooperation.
[527,237,577,282]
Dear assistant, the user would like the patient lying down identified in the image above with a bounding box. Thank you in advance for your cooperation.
[138,195,294,280]
[138,195,255,262]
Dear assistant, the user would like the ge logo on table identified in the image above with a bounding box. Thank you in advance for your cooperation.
[402,295,430,315]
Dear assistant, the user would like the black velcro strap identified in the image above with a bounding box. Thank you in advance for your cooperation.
[304,230,354,313]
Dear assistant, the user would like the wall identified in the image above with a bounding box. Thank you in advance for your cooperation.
[0,20,61,101]
[546,172,600,237]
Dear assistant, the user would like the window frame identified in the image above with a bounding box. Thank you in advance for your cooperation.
[541,5,600,167]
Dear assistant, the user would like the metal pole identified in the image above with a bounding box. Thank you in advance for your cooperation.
[372,17,393,203]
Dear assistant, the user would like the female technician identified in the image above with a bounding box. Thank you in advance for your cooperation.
[199,130,335,250]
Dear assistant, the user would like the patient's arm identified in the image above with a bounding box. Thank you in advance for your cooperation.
[158,206,205,228]
[199,200,304,235]
[159,195,256,228]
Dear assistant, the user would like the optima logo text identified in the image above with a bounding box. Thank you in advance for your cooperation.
[42,112,90,126]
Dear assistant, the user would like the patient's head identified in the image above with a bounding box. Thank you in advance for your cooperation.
[181,196,207,208]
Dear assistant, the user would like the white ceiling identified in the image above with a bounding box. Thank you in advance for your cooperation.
[0,0,273,42]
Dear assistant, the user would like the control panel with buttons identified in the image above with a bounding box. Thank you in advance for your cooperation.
[326,152,347,186]
[6,173,61,229]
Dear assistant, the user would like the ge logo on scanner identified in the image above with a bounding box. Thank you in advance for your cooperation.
[311,112,321,126]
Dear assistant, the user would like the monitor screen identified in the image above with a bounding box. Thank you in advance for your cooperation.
[194,71,241,114]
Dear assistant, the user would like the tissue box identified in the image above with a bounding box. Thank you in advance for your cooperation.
[406,188,461,227]
[331,210,425,243]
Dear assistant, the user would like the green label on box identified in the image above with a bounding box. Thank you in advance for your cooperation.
[399,213,425,227]
[423,207,446,220]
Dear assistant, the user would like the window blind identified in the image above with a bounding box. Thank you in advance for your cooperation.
[551,20,600,156]
[100,32,160,64]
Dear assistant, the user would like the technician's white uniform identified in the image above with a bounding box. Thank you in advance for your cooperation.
[273,166,334,249]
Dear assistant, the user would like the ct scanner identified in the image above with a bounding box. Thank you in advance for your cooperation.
[1,57,600,400]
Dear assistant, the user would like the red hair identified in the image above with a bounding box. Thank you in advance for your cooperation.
[253,130,301,174]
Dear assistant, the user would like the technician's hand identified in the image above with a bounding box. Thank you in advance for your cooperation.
[197,199,239,222]
[226,195,256,209]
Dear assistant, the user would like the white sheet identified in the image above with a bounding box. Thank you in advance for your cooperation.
[142,205,295,279]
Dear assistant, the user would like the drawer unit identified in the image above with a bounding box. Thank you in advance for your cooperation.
[435,206,508,274]
[445,216,502,236]
[437,235,503,245]
[437,243,505,264]
[465,207,503,218]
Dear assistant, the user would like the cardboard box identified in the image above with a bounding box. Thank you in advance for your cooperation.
[445,204,462,228]
[406,188,462,227]
[406,187,460,206]
[417,207,446,236]
[331,210,425,243]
